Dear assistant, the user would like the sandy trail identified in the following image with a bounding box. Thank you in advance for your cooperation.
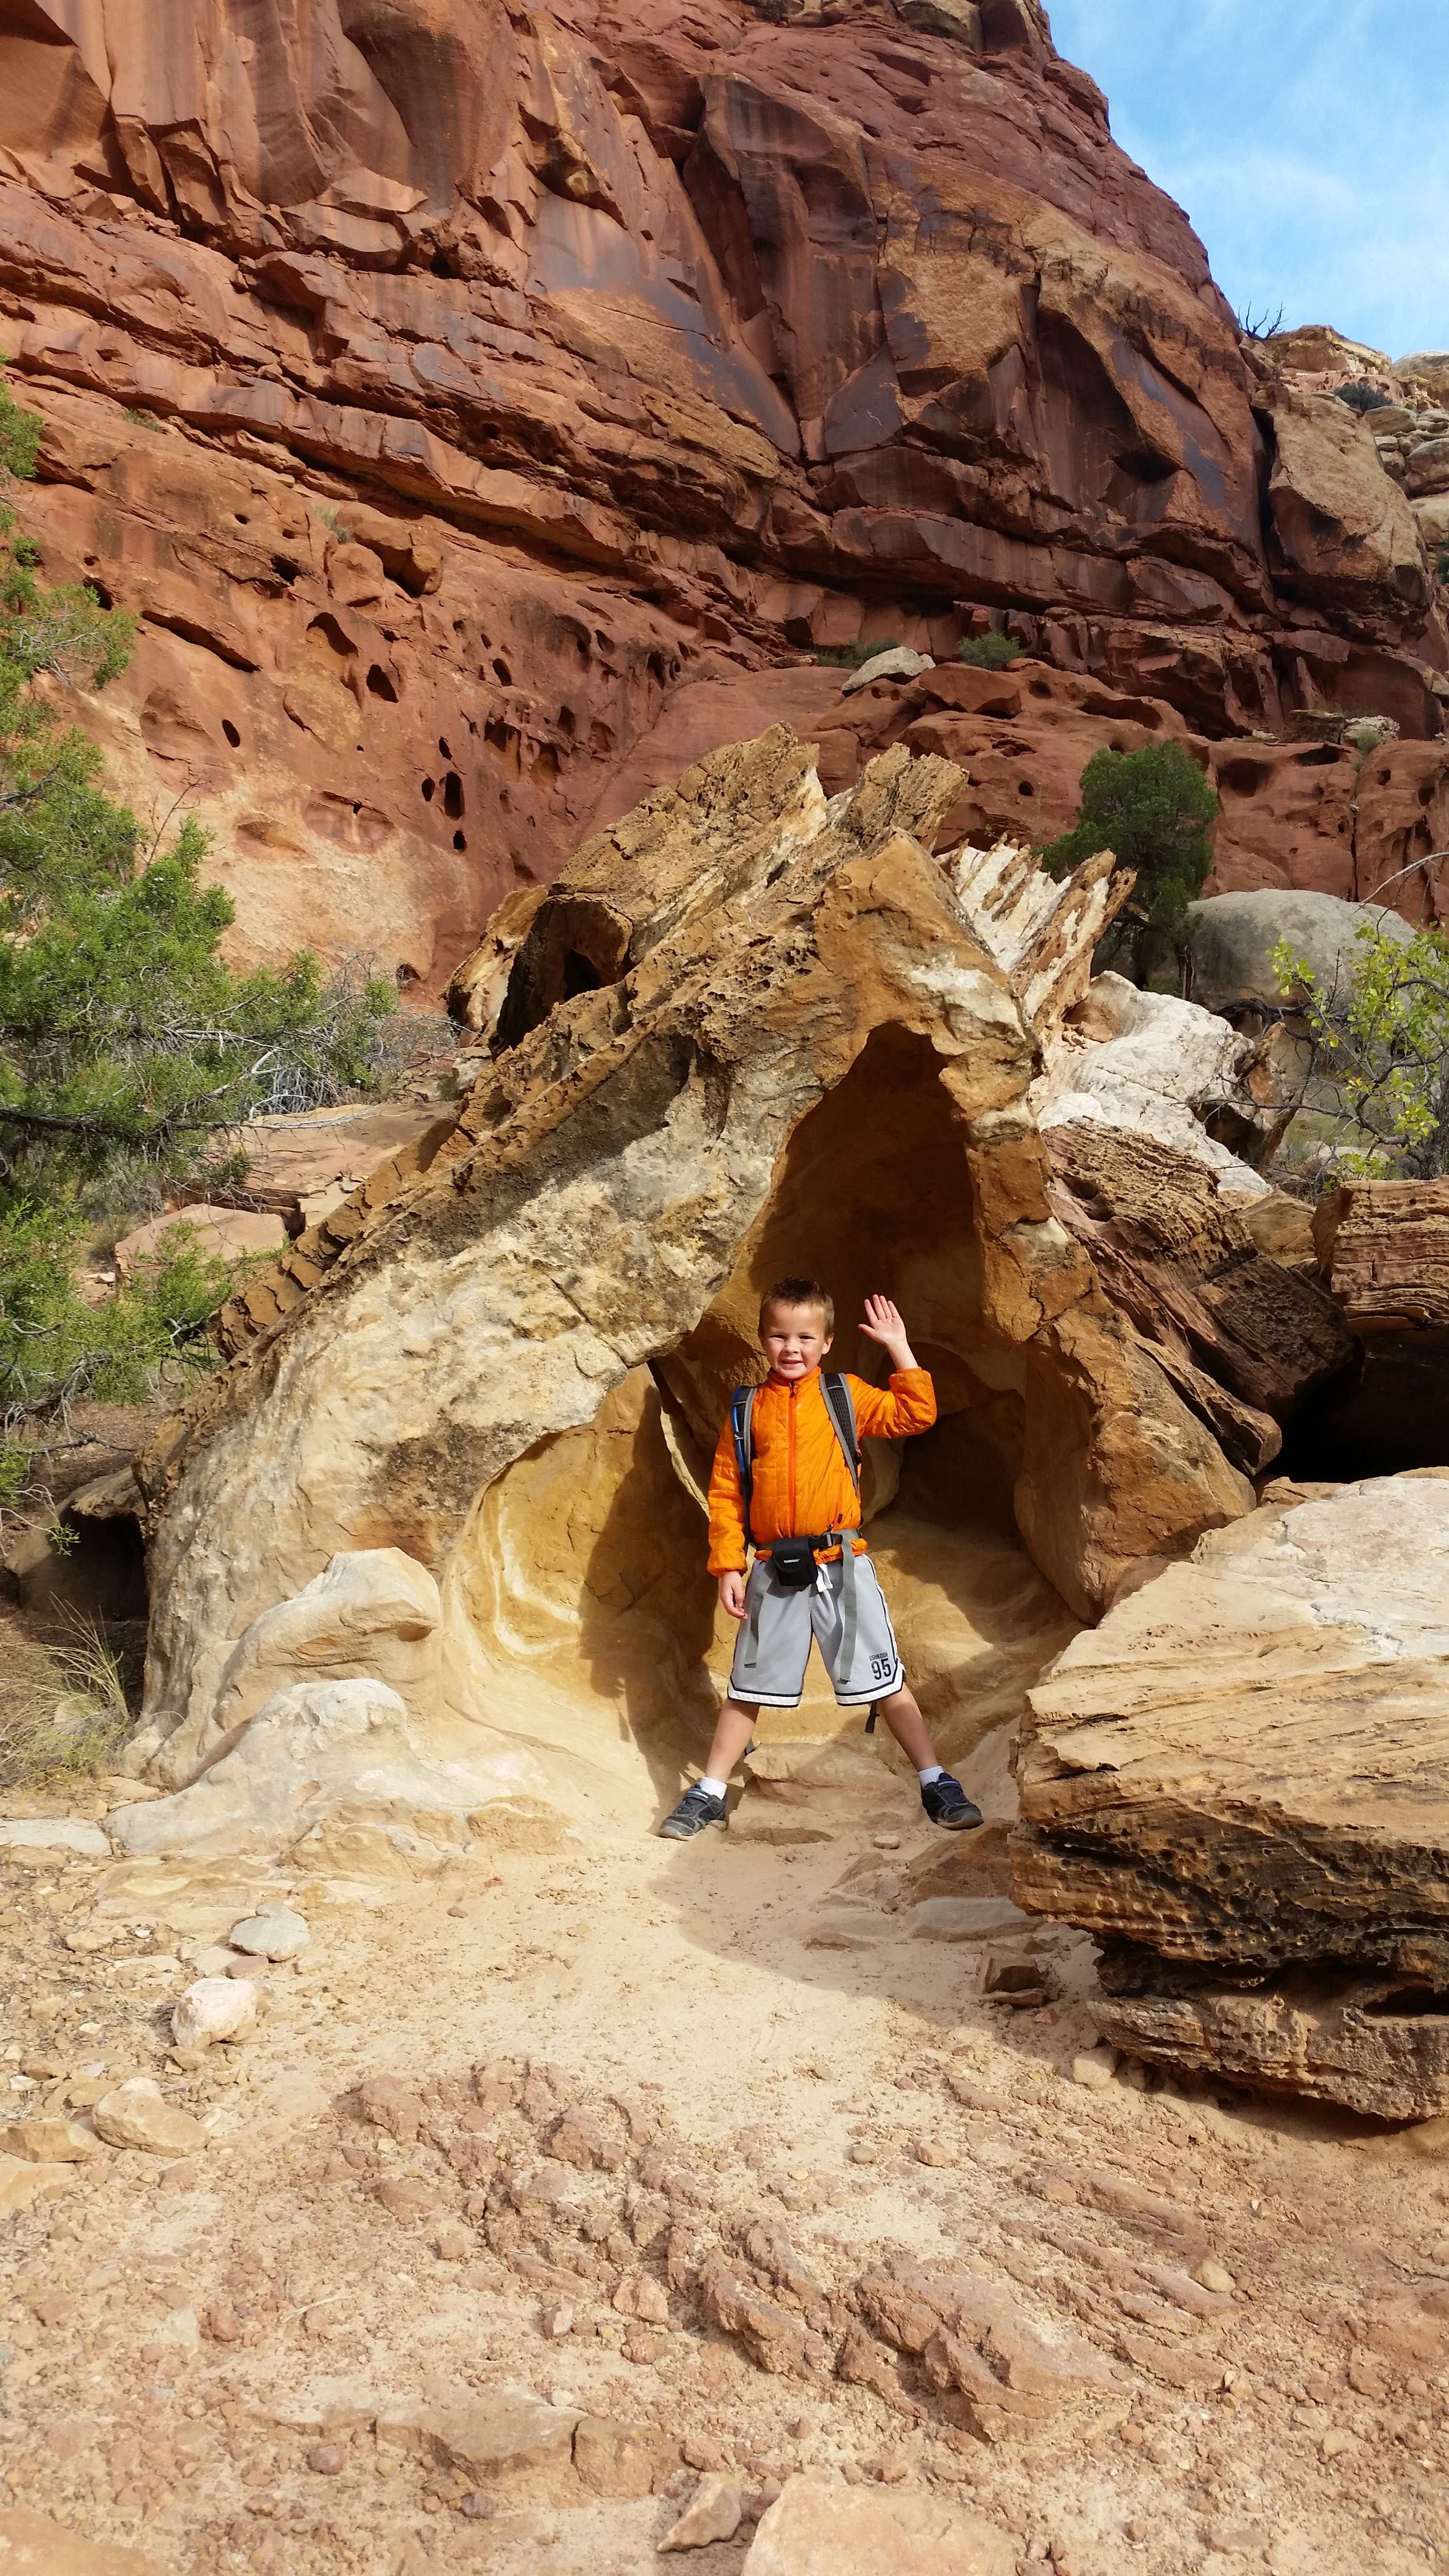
[0,1741,1444,2576]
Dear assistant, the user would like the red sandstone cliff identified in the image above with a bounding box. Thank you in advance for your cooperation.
[0,0,1445,990]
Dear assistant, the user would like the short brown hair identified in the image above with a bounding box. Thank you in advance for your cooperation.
[759,1275,834,1334]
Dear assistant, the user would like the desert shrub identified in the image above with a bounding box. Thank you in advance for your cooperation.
[958,631,1022,671]
[1436,546,1449,585]
[1272,918,1449,1180]
[1335,383,1392,414]
[1040,740,1217,987]
[0,361,397,1514]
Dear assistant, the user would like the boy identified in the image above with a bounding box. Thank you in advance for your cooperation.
[660,1275,983,1839]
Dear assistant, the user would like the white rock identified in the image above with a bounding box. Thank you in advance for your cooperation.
[1033,973,1271,1195]
[659,2475,744,2550]
[1072,2048,1117,2091]
[172,1977,258,2049]
[1194,2257,1236,2295]
[0,1819,110,1857]
[108,1675,550,1868]
[840,646,934,694]
[229,1905,310,1960]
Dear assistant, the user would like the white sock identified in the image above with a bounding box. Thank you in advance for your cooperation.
[698,1776,728,1801]
[918,1765,944,1786]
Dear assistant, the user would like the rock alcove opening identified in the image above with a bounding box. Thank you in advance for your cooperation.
[451,1024,1077,1799]
[1275,1329,1449,1483]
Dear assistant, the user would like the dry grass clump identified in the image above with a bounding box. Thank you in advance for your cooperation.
[0,1607,129,1792]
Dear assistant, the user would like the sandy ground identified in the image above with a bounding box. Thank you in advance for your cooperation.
[0,1736,1446,2576]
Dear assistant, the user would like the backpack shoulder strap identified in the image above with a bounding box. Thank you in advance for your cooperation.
[821,1371,861,1502]
[729,1385,757,1534]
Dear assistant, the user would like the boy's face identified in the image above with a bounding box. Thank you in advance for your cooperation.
[761,1301,832,1380]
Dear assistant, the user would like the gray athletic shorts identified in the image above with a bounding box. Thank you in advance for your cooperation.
[728,1551,904,1709]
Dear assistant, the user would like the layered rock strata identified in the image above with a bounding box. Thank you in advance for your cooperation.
[0,1,1444,984]
[1012,1475,1449,2120]
[125,724,1281,1856]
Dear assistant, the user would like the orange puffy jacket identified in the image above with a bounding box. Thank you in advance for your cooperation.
[706,1367,936,1575]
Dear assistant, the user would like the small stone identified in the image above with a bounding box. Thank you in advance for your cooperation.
[0,2117,99,2164]
[19,2059,64,2082]
[873,1835,901,1852]
[658,2475,744,2550]
[229,1906,310,1961]
[460,2493,494,2520]
[849,2142,878,2165]
[172,1977,258,2050]
[435,2224,471,2262]
[613,2273,670,2326]
[375,2176,437,2219]
[622,2327,666,2366]
[682,2436,733,2473]
[1072,2050,1115,2092]
[915,2138,952,2166]
[540,2301,574,2338]
[91,2079,207,2159]
[1126,2522,1149,2544]
[1321,2428,1354,2459]
[306,2447,345,2475]
[1193,2258,1236,2296]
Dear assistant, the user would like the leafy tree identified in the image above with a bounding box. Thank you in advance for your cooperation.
[1041,740,1218,988]
[958,631,1021,671]
[1272,917,1449,1180]
[0,360,398,1508]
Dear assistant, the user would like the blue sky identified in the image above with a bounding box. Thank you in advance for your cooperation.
[1046,1,1449,363]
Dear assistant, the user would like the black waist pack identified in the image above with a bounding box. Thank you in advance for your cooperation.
[768,1535,825,1590]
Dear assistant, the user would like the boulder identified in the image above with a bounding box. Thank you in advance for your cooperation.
[841,649,936,695]
[741,2475,1014,2576]
[135,1546,444,1790]
[132,729,1258,1835]
[1187,888,1413,1018]
[1012,1476,1449,2116]
[108,1676,545,1871]
[1043,1123,1356,1472]
[1033,974,1274,1194]
[1315,1178,1449,1330]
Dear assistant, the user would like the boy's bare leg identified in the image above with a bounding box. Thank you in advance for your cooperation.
[876,1683,937,1772]
[701,1697,759,1784]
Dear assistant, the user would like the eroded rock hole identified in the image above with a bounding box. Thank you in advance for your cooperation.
[421,777,435,803]
[222,719,241,748]
[563,950,601,999]
[458,1024,1074,1783]
[367,665,398,702]
[443,773,464,819]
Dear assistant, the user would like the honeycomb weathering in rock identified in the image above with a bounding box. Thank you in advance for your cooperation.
[131,728,1258,1826]
[0,0,1445,992]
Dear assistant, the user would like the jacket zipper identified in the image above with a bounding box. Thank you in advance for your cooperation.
[787,1379,797,1535]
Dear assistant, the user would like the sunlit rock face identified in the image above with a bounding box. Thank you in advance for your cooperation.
[129,727,1260,1855]
[2,0,1443,996]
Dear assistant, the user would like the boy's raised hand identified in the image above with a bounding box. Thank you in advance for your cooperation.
[859,1294,918,1372]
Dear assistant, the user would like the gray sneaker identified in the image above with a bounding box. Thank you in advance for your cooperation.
[659,1784,727,1839]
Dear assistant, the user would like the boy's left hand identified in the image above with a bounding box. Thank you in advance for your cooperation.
[860,1294,918,1372]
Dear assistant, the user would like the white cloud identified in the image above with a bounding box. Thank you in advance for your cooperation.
[1046,0,1449,358]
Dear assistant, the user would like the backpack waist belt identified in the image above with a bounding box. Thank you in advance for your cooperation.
[741,1526,860,1686]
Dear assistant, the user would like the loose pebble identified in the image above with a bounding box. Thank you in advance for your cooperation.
[229,1906,311,1961]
